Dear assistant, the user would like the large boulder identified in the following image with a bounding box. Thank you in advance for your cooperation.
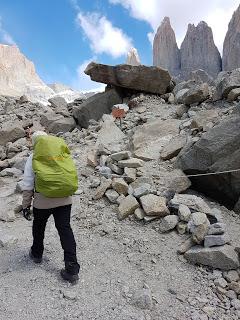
[40,112,75,133]
[214,69,240,100]
[73,88,122,128]
[180,83,210,105]
[0,122,25,146]
[185,245,240,270]
[132,119,181,160]
[85,62,173,95]
[176,116,240,207]
[153,17,180,76]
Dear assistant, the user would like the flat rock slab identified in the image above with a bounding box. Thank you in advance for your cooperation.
[85,62,172,95]
[185,245,240,270]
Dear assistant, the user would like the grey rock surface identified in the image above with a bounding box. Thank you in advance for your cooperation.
[185,245,240,270]
[180,22,221,78]
[73,88,122,128]
[153,17,180,76]
[223,5,240,71]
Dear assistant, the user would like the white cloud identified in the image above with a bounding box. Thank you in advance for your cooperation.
[77,12,132,58]
[109,0,240,52]
[0,17,16,45]
[72,58,105,92]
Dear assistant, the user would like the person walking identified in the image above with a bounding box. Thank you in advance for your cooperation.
[22,131,80,283]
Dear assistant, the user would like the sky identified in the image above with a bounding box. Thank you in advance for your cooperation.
[0,0,239,91]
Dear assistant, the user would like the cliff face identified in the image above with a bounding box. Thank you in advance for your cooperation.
[126,48,141,66]
[153,17,180,76]
[180,22,222,78]
[223,5,240,71]
[0,44,54,100]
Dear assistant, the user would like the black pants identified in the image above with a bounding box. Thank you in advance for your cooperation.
[32,205,80,275]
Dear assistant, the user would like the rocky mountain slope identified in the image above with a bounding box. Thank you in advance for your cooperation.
[1,63,240,319]
[0,44,85,104]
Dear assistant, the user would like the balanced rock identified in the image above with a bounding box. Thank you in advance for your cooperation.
[85,62,172,95]
[153,17,180,76]
[223,5,240,71]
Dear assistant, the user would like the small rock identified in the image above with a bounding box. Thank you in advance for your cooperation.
[112,178,129,195]
[0,168,22,177]
[191,212,208,226]
[177,222,188,235]
[124,167,136,183]
[229,282,240,295]
[134,208,145,220]
[178,204,191,222]
[131,287,153,310]
[208,223,225,235]
[225,290,237,300]
[214,277,228,288]
[204,234,230,248]
[105,189,119,204]
[111,151,131,161]
[93,177,111,200]
[177,237,194,254]
[87,150,98,167]
[140,194,170,217]
[118,158,144,168]
[231,299,240,310]
[0,233,18,247]
[159,215,179,233]
[118,195,140,220]
[224,270,239,283]
[61,289,77,301]
[108,163,123,175]
[89,177,101,188]
[132,183,151,198]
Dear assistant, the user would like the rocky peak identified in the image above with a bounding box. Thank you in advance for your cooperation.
[126,48,141,66]
[223,5,240,71]
[153,17,180,76]
[180,21,222,78]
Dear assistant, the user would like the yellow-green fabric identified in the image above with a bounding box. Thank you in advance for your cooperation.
[32,136,78,198]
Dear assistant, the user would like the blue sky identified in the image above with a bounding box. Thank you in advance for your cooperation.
[0,0,239,91]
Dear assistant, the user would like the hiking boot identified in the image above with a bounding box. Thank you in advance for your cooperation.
[29,249,42,264]
[60,269,79,284]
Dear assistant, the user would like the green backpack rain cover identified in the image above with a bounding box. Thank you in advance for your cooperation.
[32,135,78,198]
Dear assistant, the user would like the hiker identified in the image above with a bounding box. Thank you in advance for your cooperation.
[22,131,80,283]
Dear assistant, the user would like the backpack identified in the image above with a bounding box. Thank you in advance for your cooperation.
[32,135,78,198]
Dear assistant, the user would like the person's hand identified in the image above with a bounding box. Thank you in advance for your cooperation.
[22,207,32,221]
